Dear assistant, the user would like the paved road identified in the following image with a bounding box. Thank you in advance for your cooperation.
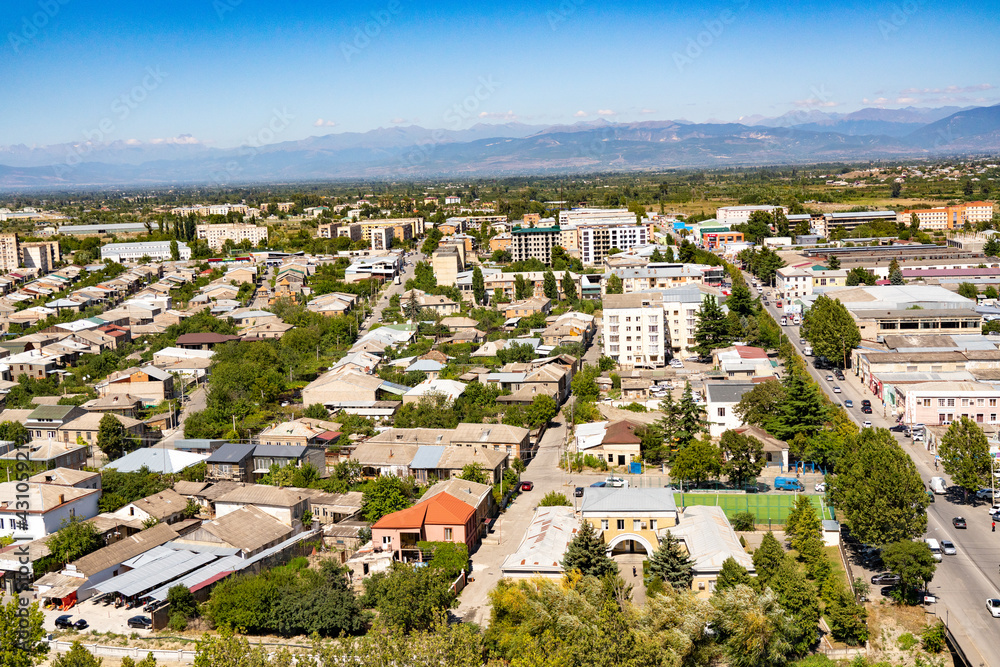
[751,280,1000,666]
[152,384,208,449]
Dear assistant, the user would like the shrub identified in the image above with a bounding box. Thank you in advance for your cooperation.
[732,511,757,532]
[897,632,917,650]
[538,491,571,507]
[921,621,946,653]
[622,402,647,413]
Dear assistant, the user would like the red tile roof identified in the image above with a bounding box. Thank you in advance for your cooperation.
[373,492,476,530]
[735,346,768,359]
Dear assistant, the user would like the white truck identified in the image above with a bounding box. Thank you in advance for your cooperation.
[929,476,947,495]
[803,345,813,356]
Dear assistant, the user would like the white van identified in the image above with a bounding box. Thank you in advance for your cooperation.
[924,538,943,562]
[929,476,947,495]
[781,316,788,326]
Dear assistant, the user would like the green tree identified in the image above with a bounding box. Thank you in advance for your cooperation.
[560,271,577,301]
[458,463,490,485]
[0,598,47,667]
[362,562,455,633]
[526,394,558,428]
[471,265,486,305]
[648,532,694,590]
[51,643,101,667]
[753,531,786,587]
[713,585,793,667]
[786,496,824,573]
[672,438,721,489]
[167,585,197,631]
[832,428,928,547]
[562,520,617,578]
[650,247,664,262]
[827,255,841,270]
[720,429,765,488]
[538,491,572,507]
[983,235,1000,257]
[692,294,731,358]
[303,403,329,419]
[716,556,752,592]
[47,516,101,565]
[96,413,135,461]
[881,539,937,602]
[361,475,414,523]
[823,577,869,645]
[542,270,558,300]
[845,267,878,286]
[675,381,706,448]
[957,282,979,300]
[733,379,786,428]
[767,557,820,655]
[938,416,992,501]
[727,278,755,317]
[169,239,180,261]
[0,420,29,445]
[514,273,532,300]
[802,295,860,369]
[570,364,601,402]
[605,273,624,294]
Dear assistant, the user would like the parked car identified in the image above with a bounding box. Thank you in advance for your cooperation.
[953,516,968,529]
[519,481,534,492]
[835,371,845,381]
[574,487,584,497]
[889,423,906,432]
[590,481,607,488]
[988,598,1000,618]
[941,540,956,555]
[871,573,900,586]
[976,488,1000,500]
[815,482,827,493]
[54,615,75,630]
[844,399,854,408]
[606,476,627,488]
[881,585,899,598]
[127,616,152,629]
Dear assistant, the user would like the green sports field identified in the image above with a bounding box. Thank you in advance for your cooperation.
[677,493,830,525]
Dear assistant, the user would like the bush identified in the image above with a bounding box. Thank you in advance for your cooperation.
[921,621,946,653]
[732,511,756,532]
[538,491,571,507]
[622,402,647,413]
[897,632,917,650]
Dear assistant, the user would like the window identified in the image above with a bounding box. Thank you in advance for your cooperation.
[718,407,726,417]
[444,528,453,541]
[617,519,625,530]
[991,399,997,407]
[633,520,641,531]
[922,399,931,407]
[938,399,946,407]
[649,520,657,530]
[382,535,392,547]
[947,398,955,407]
[601,520,609,530]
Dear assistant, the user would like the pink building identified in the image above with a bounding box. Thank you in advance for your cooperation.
[371,491,480,560]
[903,382,1000,427]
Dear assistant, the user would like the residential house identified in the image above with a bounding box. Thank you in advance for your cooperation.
[667,505,755,598]
[257,419,341,448]
[204,443,256,483]
[371,491,481,560]
[98,366,175,406]
[214,485,311,527]
[402,378,467,405]
[306,491,364,525]
[500,506,578,579]
[176,333,240,350]
[173,505,293,558]
[111,488,189,525]
[575,420,642,467]
[504,297,552,319]
[451,423,533,461]
[713,345,775,379]
[25,405,87,441]
[705,382,758,438]
[251,444,326,479]
[80,394,144,418]
[302,369,388,408]
[58,413,146,448]
[28,467,102,490]
[0,482,101,541]
[406,445,508,484]
[102,448,209,475]
[0,439,88,471]
[400,290,460,316]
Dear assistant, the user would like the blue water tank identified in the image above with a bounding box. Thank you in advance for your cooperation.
[629,461,642,475]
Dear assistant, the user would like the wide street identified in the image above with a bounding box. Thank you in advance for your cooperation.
[752,279,1000,666]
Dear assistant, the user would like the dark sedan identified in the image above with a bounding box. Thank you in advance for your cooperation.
[127,616,152,629]
[574,487,584,498]
[861,406,873,414]
[871,573,901,585]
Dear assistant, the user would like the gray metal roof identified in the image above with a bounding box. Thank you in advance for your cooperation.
[409,445,446,469]
[252,444,309,458]
[580,487,678,514]
[145,555,243,602]
[705,382,757,404]
[94,549,216,598]
[206,442,255,464]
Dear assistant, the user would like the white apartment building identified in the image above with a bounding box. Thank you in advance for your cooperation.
[608,263,707,293]
[603,292,666,368]
[196,223,269,251]
[0,233,19,273]
[558,208,637,226]
[896,202,995,231]
[579,224,650,265]
[715,205,787,225]
[101,241,191,263]
[776,266,814,300]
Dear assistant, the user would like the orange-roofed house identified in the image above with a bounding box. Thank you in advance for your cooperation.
[372,491,480,561]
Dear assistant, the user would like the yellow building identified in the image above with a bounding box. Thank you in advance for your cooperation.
[897,201,995,231]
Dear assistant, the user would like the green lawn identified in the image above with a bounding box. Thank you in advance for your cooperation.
[677,493,829,525]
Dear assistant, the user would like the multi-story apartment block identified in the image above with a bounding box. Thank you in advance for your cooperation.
[196,223,269,251]
[101,241,192,263]
[317,222,340,238]
[817,211,897,238]
[358,218,423,243]
[20,241,61,272]
[608,263,707,294]
[336,223,363,242]
[602,292,666,368]
[660,285,721,360]
[579,224,649,265]
[0,233,20,273]
[702,230,744,250]
[902,381,1000,427]
[558,208,637,226]
[776,266,813,300]
[483,271,581,300]
[715,205,786,225]
[897,202,995,231]
[511,226,561,265]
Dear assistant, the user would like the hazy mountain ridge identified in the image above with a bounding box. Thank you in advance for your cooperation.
[2,105,999,189]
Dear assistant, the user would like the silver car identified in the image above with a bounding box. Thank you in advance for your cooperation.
[941,540,956,555]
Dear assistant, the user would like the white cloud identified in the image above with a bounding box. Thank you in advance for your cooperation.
[894,97,918,104]
[148,134,201,145]
[313,118,337,127]
[391,117,408,124]
[478,110,518,121]
[597,109,617,117]
[793,98,840,108]
[900,83,994,95]
[862,97,891,106]
[639,108,656,114]
[573,110,588,117]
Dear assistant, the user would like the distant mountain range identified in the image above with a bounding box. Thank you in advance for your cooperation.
[2,105,999,189]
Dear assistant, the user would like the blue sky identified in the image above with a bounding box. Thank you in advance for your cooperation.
[2,0,997,148]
